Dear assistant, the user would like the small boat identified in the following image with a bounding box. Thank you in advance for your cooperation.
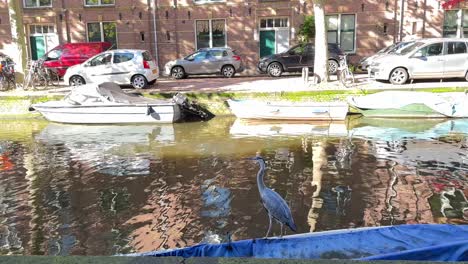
[126,224,468,261]
[31,82,213,124]
[227,99,349,121]
[347,91,468,118]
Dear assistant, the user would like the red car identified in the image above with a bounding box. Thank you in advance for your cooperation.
[42,42,112,77]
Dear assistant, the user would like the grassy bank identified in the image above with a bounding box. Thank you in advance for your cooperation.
[0,87,465,117]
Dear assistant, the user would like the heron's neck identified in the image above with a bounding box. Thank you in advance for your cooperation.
[257,159,267,193]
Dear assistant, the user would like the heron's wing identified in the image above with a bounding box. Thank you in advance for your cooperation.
[261,188,294,224]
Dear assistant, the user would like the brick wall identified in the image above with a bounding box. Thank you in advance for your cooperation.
[0,0,455,75]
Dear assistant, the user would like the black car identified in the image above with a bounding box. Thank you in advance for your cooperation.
[257,43,344,77]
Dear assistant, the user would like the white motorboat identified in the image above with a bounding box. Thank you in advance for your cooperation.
[31,82,211,124]
[227,99,349,121]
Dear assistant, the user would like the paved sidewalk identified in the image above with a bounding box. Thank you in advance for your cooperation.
[149,74,468,93]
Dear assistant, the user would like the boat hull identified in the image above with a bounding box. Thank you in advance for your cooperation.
[32,104,182,124]
[126,224,468,261]
[227,99,349,121]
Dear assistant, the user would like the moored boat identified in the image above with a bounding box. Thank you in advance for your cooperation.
[126,224,468,261]
[31,82,212,124]
[227,99,349,121]
[347,91,468,118]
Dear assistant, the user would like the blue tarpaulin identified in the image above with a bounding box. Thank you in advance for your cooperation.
[127,224,468,261]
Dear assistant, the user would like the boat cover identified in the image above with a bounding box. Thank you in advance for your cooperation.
[67,82,170,105]
[126,224,468,261]
[347,91,468,118]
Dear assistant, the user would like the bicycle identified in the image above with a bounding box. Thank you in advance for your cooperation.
[0,63,16,91]
[338,53,355,88]
[23,59,60,90]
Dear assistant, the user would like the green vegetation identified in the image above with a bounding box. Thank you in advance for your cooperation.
[298,15,315,42]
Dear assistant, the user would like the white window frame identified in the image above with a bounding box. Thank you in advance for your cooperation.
[84,0,115,7]
[443,9,467,38]
[24,0,52,8]
[259,17,289,30]
[326,13,357,53]
[193,0,225,5]
[29,24,56,36]
[194,19,227,49]
[86,21,118,48]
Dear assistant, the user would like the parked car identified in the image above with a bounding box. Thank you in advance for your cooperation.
[64,49,159,89]
[358,41,415,71]
[257,43,344,77]
[164,47,244,79]
[42,42,112,77]
[369,38,468,85]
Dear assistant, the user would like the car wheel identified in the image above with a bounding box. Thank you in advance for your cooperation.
[171,66,185,79]
[69,75,85,86]
[389,67,408,85]
[131,74,148,89]
[328,60,339,75]
[267,62,283,77]
[222,65,236,78]
[465,71,468,82]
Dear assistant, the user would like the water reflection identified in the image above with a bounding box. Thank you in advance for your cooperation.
[0,117,466,256]
[36,124,175,176]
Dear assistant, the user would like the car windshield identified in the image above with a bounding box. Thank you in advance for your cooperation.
[377,43,397,54]
[185,51,208,61]
[388,41,414,54]
[398,41,425,55]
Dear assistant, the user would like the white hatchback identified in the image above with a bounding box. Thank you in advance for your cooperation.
[369,38,468,85]
[64,49,159,89]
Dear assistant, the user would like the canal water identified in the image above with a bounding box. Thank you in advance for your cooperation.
[0,117,467,255]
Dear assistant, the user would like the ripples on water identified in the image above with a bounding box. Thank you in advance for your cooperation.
[0,117,467,255]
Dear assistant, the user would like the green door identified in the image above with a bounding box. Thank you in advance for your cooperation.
[259,30,275,58]
[30,36,45,60]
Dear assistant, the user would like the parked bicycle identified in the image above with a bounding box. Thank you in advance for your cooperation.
[338,53,355,88]
[23,59,60,90]
[0,61,16,91]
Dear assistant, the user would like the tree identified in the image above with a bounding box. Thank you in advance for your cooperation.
[440,0,463,9]
[313,0,328,83]
[298,15,315,43]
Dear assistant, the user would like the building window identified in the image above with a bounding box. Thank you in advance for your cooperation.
[326,14,356,53]
[195,19,226,49]
[443,9,468,38]
[24,0,52,8]
[193,0,225,4]
[84,0,115,6]
[259,18,289,29]
[87,22,117,48]
[30,25,55,34]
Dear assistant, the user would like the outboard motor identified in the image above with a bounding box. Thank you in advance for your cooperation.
[173,93,214,121]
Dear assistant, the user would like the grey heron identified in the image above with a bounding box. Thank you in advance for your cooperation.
[249,155,297,238]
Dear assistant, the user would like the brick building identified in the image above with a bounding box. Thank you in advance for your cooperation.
[0,0,467,75]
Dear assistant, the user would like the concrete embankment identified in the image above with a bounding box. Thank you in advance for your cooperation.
[0,87,465,117]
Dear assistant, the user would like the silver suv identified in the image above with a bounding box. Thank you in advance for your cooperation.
[369,38,468,85]
[164,48,244,79]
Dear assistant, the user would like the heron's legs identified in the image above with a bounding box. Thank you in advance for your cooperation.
[265,214,272,238]
[280,223,284,238]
